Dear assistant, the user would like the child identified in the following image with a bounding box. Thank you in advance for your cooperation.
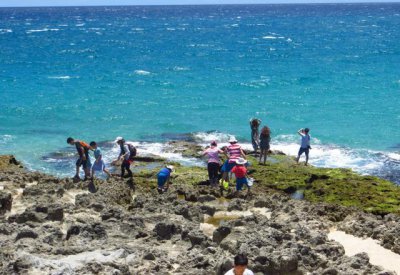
[157,165,174,193]
[90,141,111,180]
[231,158,249,192]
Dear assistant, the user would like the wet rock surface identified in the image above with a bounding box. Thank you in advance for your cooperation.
[0,156,399,274]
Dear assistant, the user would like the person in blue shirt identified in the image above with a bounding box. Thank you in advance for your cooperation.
[90,141,111,180]
[157,165,174,193]
[296,128,311,166]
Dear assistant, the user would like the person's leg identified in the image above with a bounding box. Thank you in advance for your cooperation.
[305,149,309,166]
[259,149,263,163]
[120,162,125,178]
[75,159,81,178]
[91,168,95,180]
[264,147,268,164]
[126,161,133,177]
[103,168,111,177]
[207,163,213,185]
[211,163,219,186]
[296,148,303,163]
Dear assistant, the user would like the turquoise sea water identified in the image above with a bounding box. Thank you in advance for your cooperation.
[0,4,399,182]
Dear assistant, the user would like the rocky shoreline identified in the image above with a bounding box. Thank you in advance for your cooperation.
[1,154,400,274]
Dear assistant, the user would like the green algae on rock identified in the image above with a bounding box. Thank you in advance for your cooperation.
[249,155,400,215]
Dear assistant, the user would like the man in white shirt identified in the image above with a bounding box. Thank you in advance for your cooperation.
[224,254,254,275]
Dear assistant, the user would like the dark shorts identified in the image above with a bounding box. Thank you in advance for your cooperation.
[298,147,309,157]
[76,158,91,169]
[221,160,235,173]
[236,177,248,191]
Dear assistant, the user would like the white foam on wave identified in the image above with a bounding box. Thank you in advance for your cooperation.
[172,66,190,71]
[0,29,12,33]
[263,36,277,39]
[0,135,14,145]
[48,76,76,80]
[193,132,397,178]
[100,141,202,168]
[133,70,151,76]
[26,28,60,34]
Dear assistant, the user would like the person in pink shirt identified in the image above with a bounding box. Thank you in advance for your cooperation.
[221,137,246,184]
[203,141,224,187]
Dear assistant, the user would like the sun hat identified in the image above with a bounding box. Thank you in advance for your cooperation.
[166,165,175,172]
[114,136,123,143]
[236,158,247,165]
[228,137,238,143]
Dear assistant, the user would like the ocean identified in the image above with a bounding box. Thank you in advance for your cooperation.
[0,4,399,183]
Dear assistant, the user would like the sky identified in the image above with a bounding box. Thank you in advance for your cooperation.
[0,0,399,7]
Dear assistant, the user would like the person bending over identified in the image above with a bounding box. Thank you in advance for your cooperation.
[157,165,174,193]
[67,137,91,181]
[114,137,133,178]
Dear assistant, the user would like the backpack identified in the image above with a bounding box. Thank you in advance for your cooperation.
[127,144,137,160]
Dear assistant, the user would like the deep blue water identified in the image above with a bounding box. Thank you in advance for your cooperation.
[0,4,399,181]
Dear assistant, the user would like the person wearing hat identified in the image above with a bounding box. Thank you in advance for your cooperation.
[295,128,311,166]
[221,137,246,184]
[157,165,174,193]
[113,137,133,178]
[231,157,250,192]
[203,141,224,187]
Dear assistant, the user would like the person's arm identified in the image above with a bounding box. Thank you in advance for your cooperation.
[297,129,305,137]
[76,143,86,159]
[218,149,224,154]
[240,149,246,158]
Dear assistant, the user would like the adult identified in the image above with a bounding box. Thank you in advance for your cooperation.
[259,126,271,165]
[221,137,246,183]
[224,254,254,275]
[67,137,91,181]
[157,165,174,193]
[202,141,224,187]
[249,118,261,153]
[114,137,133,178]
[295,128,311,166]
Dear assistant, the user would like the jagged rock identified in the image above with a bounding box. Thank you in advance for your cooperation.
[213,225,231,244]
[188,230,207,247]
[154,222,179,240]
[16,229,38,241]
[0,191,12,212]
[46,204,64,221]
[198,195,216,202]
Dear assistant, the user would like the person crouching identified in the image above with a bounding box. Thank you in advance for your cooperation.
[231,158,250,192]
[157,165,174,193]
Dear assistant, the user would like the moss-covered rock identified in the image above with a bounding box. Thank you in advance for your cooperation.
[249,155,400,215]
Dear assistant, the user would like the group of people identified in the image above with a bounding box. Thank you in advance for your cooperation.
[66,136,135,181]
[202,118,311,192]
[66,119,311,193]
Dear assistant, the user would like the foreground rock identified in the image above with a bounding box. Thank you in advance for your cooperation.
[0,156,399,274]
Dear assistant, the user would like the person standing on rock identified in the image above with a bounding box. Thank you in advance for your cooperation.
[259,126,271,165]
[114,137,133,178]
[157,165,174,193]
[224,254,254,275]
[249,118,261,153]
[231,158,250,192]
[67,137,92,181]
[221,137,246,185]
[296,128,311,166]
[89,141,111,180]
[203,141,224,187]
